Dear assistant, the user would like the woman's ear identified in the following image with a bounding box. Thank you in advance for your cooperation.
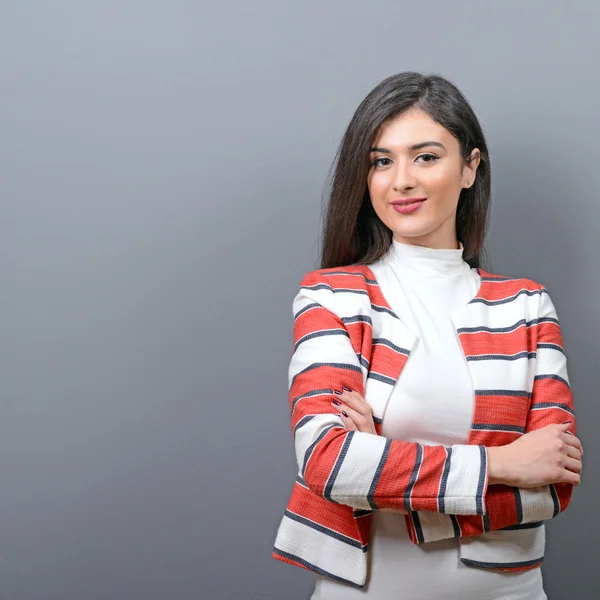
[462,148,481,188]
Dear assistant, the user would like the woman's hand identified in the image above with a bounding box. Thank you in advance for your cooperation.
[331,387,408,514]
[330,387,377,434]
[487,422,583,488]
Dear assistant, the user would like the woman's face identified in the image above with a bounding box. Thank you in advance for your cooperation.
[367,109,480,249]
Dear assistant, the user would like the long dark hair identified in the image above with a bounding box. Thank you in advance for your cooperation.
[320,72,491,269]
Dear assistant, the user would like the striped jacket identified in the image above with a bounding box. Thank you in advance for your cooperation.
[272,260,575,589]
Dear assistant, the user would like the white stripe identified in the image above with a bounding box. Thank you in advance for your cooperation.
[294,414,341,475]
[459,526,545,566]
[288,333,361,389]
[414,511,458,543]
[519,486,557,522]
[327,432,389,509]
[535,346,569,384]
[451,292,540,331]
[465,358,536,394]
[273,512,367,587]
[444,445,485,515]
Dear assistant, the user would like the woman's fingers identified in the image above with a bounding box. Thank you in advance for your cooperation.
[333,389,371,415]
[340,412,357,431]
[563,456,582,474]
[566,444,582,461]
[563,432,583,455]
[331,388,376,434]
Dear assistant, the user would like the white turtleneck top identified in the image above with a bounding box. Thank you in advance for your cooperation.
[311,240,546,600]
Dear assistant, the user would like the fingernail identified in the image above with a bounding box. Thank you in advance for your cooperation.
[333,389,342,395]
[343,386,352,392]
[562,421,573,425]
[342,410,348,417]
[332,399,342,406]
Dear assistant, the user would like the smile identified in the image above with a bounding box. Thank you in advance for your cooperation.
[391,198,427,215]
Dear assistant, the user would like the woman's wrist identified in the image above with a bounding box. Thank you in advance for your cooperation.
[486,446,508,485]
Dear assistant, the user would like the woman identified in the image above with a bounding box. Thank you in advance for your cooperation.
[272,72,582,600]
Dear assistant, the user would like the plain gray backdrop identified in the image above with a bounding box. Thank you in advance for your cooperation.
[1,1,598,599]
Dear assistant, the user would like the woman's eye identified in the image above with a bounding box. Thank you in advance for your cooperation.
[416,154,439,164]
[372,157,391,168]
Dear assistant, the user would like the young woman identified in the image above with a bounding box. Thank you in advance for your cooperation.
[272,72,582,600]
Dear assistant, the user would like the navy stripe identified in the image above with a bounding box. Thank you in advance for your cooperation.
[367,438,391,510]
[460,557,543,569]
[450,515,461,538]
[404,444,423,511]
[372,338,411,355]
[530,401,575,415]
[466,352,536,362]
[332,288,369,297]
[342,315,373,326]
[483,512,491,533]
[538,317,560,325]
[411,511,424,544]
[295,475,308,488]
[283,510,367,550]
[324,432,354,502]
[373,415,383,424]
[438,447,452,513]
[514,488,523,524]
[367,372,397,386]
[503,521,543,531]
[295,329,349,350]
[273,548,365,588]
[479,275,515,281]
[472,423,525,434]
[291,389,331,413]
[357,354,369,370]
[550,484,560,517]
[371,304,399,317]
[476,446,487,515]
[294,302,320,320]
[291,362,362,387]
[458,318,534,334]
[474,389,532,399]
[293,415,315,438]
[470,288,545,306]
[537,343,565,354]
[301,425,336,476]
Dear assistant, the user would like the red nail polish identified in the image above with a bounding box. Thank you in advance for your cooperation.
[342,410,348,417]
[332,399,342,406]
[334,389,342,395]
[343,386,352,392]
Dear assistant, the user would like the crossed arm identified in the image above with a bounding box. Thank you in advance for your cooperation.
[289,272,580,541]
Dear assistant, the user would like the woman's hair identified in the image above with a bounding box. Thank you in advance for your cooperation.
[320,72,491,269]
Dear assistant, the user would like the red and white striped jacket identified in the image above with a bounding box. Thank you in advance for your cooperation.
[272,261,575,588]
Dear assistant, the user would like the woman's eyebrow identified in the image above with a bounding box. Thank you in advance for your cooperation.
[370,141,446,152]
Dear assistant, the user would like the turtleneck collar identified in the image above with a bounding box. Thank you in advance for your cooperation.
[387,238,471,279]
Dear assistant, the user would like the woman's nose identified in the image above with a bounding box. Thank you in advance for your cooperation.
[393,161,417,191]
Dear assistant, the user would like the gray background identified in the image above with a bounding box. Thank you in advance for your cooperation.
[0,1,597,599]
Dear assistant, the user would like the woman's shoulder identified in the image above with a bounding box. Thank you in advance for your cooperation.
[297,264,375,289]
[477,268,545,291]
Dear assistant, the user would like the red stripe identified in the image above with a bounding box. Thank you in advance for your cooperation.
[459,327,538,356]
[303,428,347,495]
[287,482,361,541]
[477,277,542,302]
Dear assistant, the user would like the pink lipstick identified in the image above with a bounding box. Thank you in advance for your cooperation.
[391,197,426,215]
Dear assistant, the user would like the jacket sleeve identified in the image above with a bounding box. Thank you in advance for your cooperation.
[290,270,488,515]
[409,287,576,542]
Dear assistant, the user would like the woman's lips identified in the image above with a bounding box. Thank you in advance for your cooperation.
[391,198,426,215]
